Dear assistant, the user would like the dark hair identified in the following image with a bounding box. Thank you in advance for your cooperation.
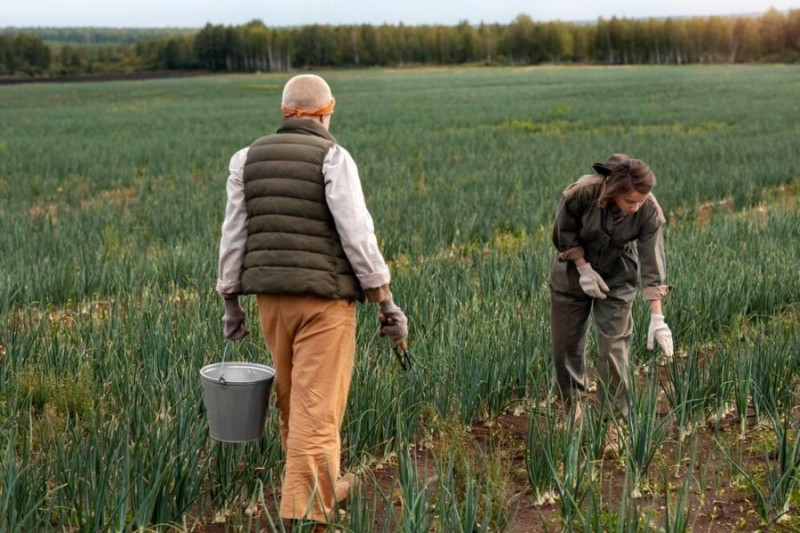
[595,154,655,207]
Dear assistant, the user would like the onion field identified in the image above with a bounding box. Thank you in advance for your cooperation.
[1,65,799,531]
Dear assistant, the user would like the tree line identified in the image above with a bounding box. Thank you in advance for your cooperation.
[0,27,196,46]
[2,9,799,77]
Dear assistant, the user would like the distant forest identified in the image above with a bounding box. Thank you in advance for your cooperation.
[1,9,799,77]
[0,27,197,46]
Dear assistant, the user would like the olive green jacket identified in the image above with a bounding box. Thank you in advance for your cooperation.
[551,175,670,300]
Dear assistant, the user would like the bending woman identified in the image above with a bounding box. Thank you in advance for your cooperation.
[550,154,673,417]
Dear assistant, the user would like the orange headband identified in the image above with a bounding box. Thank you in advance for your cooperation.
[281,98,336,118]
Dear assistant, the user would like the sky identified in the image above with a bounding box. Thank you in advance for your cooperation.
[2,0,798,28]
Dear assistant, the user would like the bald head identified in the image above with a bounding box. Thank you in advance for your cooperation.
[282,74,334,111]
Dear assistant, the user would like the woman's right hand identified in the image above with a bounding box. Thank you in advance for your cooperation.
[576,263,610,299]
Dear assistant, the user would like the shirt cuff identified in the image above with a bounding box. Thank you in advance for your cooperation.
[357,269,391,291]
[364,285,391,303]
[558,246,585,262]
[642,285,671,301]
[216,278,242,297]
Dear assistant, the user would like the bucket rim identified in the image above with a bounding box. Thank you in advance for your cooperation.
[200,362,275,384]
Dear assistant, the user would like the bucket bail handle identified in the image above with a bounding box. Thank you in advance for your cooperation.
[218,342,231,386]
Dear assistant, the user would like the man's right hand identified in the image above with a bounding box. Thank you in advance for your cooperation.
[223,296,249,341]
[576,263,610,299]
[378,295,408,345]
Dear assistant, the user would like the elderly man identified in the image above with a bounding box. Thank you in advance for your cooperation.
[216,74,408,526]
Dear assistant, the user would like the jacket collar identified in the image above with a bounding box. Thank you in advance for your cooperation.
[277,118,337,143]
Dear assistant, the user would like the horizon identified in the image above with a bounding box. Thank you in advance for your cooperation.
[0,10,777,31]
[1,0,797,29]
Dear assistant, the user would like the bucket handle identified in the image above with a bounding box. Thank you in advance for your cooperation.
[218,342,230,386]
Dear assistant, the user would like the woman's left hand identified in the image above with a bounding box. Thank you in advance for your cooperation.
[647,314,673,357]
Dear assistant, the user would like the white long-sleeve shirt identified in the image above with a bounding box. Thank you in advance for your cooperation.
[216,144,391,297]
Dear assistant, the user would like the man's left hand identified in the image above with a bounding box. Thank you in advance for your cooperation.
[378,295,408,345]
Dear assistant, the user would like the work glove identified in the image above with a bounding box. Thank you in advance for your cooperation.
[223,296,249,341]
[378,295,408,345]
[647,314,673,358]
[576,263,610,299]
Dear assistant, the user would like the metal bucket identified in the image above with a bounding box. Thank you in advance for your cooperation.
[200,361,275,443]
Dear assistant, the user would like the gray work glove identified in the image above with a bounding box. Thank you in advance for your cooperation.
[647,314,673,358]
[576,263,610,299]
[378,295,408,345]
[223,296,249,341]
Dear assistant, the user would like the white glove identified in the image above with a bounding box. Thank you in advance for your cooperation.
[647,314,673,357]
[576,263,610,299]
[378,295,408,345]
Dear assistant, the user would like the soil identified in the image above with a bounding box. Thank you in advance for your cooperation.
[192,408,790,532]
[191,361,797,531]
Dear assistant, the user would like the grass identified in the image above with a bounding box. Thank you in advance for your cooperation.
[1,65,799,530]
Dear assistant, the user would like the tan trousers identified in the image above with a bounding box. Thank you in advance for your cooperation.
[256,294,356,522]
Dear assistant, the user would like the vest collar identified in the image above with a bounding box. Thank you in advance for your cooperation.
[277,118,337,143]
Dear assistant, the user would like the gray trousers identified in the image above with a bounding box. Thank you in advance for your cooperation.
[549,261,636,415]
